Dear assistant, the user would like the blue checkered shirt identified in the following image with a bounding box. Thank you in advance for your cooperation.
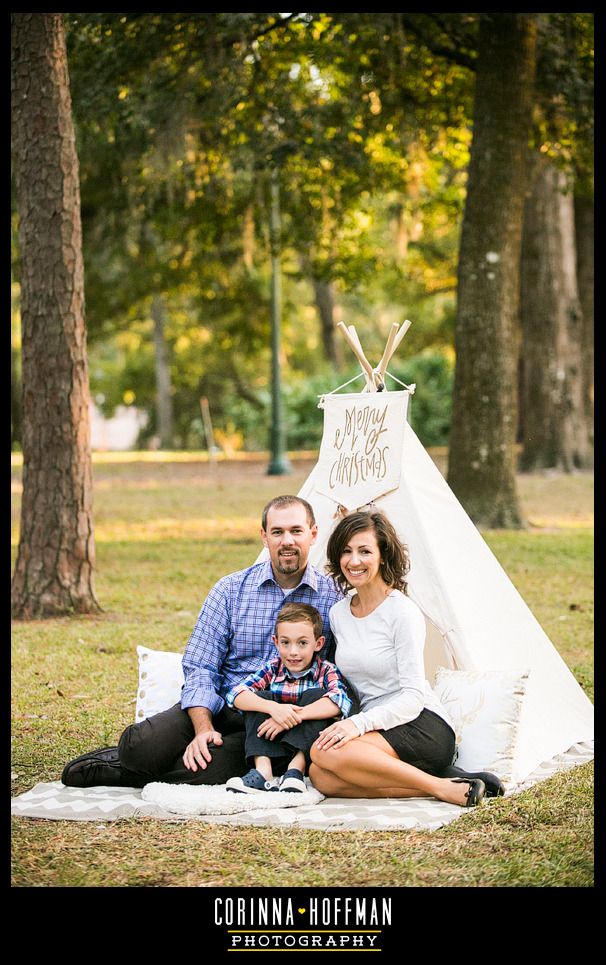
[181,559,343,716]
[225,654,352,718]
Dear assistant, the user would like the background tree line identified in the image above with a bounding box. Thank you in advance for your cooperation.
[11,12,593,616]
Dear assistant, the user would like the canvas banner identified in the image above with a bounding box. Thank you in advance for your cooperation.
[315,391,409,510]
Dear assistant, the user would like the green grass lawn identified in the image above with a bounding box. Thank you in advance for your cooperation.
[11,455,594,887]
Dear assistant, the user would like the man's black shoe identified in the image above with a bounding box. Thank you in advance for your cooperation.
[61,746,144,788]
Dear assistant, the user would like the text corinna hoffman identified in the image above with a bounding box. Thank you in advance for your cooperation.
[214,896,392,926]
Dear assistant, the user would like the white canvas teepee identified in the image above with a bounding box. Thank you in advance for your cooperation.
[261,322,594,784]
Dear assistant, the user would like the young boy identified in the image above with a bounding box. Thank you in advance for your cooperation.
[225,602,352,793]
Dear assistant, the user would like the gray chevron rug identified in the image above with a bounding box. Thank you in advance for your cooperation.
[11,741,593,831]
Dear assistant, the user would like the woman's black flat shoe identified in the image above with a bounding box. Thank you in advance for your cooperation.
[451,777,486,807]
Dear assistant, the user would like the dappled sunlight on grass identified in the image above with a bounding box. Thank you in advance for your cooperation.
[526,514,593,529]
[11,456,593,539]
[11,449,318,468]
[94,515,260,542]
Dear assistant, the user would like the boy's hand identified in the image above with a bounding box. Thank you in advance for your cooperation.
[268,703,302,729]
[257,718,287,740]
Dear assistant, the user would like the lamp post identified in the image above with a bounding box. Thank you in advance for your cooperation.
[267,161,291,475]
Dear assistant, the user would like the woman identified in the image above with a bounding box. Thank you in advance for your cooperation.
[310,510,490,807]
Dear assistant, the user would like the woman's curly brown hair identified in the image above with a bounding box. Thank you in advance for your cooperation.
[326,510,410,595]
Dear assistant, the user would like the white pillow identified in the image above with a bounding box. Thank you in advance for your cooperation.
[433,668,529,783]
[135,646,184,722]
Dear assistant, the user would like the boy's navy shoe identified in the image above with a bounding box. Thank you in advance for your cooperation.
[278,768,306,793]
[226,768,278,794]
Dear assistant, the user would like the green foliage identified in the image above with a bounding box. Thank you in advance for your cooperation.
[10,13,592,452]
[534,13,594,177]
[390,349,455,447]
[283,372,338,451]
[60,11,476,451]
[280,350,455,451]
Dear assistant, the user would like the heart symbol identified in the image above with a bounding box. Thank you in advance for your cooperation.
[298,908,306,914]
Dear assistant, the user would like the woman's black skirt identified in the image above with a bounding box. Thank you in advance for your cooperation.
[378,708,456,775]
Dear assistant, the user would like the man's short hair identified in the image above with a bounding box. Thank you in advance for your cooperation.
[261,495,316,531]
[274,602,324,639]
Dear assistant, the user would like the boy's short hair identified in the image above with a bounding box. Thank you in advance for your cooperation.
[274,602,324,640]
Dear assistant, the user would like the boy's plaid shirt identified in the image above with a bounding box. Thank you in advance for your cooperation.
[181,559,342,715]
[226,654,352,718]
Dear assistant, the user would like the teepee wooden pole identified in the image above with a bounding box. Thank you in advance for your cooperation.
[337,321,375,384]
[348,325,376,390]
[388,318,411,357]
[376,319,412,383]
[347,324,365,358]
[375,322,401,382]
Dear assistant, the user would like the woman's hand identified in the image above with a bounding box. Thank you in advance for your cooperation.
[314,718,360,750]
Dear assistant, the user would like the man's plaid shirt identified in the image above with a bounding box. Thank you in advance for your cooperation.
[181,559,342,715]
[225,654,352,718]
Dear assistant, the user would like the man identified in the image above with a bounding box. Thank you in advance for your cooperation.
[61,495,343,788]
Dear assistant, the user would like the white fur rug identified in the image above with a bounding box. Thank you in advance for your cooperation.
[141,780,324,815]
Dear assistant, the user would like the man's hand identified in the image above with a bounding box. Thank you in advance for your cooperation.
[183,729,223,771]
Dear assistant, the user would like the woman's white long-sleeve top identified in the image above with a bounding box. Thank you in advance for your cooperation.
[330,590,452,736]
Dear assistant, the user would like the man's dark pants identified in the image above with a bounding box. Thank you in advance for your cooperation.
[117,688,331,785]
[117,703,249,786]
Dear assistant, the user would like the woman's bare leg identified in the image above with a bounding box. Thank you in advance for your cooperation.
[310,732,473,806]
[309,762,429,798]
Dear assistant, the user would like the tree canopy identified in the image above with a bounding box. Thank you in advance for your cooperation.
[12,12,593,453]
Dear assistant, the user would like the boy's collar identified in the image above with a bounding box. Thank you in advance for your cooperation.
[275,654,322,682]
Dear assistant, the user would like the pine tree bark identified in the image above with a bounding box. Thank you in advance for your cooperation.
[11,13,99,618]
[520,154,591,470]
[151,295,175,449]
[574,186,594,448]
[11,343,21,449]
[447,13,536,527]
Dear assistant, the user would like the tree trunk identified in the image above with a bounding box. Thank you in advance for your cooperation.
[242,203,255,271]
[447,13,536,528]
[312,276,340,367]
[11,13,99,618]
[574,186,594,448]
[11,343,21,450]
[520,154,591,470]
[151,295,175,449]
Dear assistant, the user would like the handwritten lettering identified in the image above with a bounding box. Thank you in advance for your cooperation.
[332,404,388,455]
[328,447,390,489]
